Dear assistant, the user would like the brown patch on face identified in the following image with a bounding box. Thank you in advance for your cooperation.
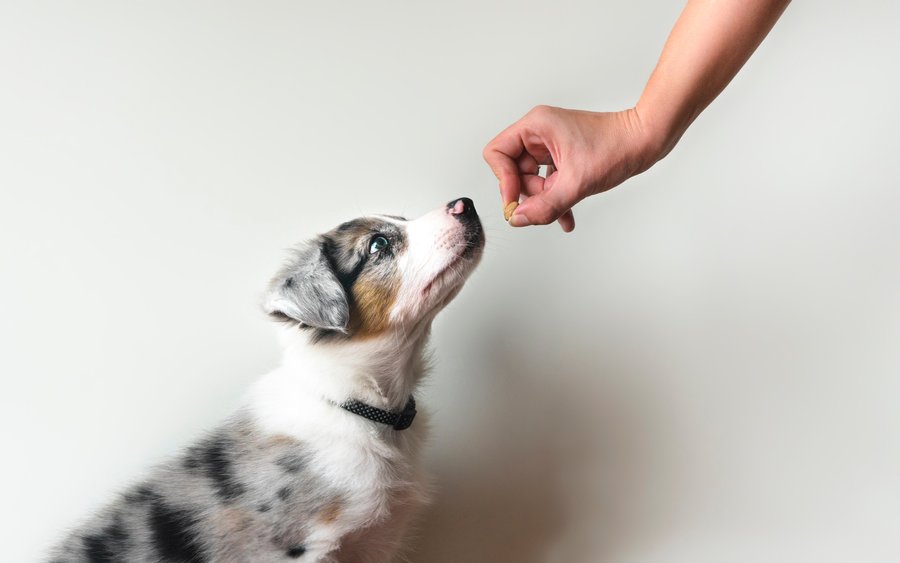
[321,216,406,338]
[351,272,400,337]
[266,434,299,447]
[319,500,343,524]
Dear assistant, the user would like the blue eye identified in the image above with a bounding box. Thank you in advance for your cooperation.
[369,235,389,254]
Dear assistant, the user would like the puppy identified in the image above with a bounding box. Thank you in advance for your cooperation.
[49,197,484,563]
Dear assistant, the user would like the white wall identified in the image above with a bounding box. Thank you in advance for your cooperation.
[2,1,898,561]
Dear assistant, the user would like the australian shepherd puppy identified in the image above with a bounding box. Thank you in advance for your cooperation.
[49,198,484,563]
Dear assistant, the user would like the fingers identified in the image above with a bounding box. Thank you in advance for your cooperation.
[521,106,559,166]
[558,209,575,232]
[515,173,577,232]
[483,126,527,207]
[520,174,547,197]
[485,106,576,229]
[510,169,578,228]
[484,108,559,209]
[483,106,581,232]
[516,152,539,175]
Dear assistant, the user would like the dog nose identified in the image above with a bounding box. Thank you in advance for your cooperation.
[447,197,477,219]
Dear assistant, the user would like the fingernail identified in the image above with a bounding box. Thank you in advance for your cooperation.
[509,213,531,227]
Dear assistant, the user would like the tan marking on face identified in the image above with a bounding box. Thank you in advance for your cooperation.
[351,273,400,337]
[266,434,299,447]
[319,500,343,524]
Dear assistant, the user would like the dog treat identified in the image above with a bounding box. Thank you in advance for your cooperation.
[503,201,519,222]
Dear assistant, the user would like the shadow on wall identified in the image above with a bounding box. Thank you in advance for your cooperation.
[411,322,681,563]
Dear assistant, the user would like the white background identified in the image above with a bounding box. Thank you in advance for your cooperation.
[2,1,898,561]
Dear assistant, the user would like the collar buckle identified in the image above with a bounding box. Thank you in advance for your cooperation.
[393,397,417,431]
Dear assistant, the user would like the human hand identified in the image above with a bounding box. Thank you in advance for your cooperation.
[483,106,668,232]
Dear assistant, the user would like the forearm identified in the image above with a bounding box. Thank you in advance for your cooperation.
[636,0,790,155]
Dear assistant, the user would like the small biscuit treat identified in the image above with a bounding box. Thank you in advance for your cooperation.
[503,201,519,222]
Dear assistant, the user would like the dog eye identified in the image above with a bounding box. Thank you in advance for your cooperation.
[369,235,390,254]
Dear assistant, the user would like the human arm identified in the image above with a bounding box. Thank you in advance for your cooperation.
[483,0,791,231]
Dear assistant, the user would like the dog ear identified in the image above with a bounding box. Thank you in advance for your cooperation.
[264,239,350,332]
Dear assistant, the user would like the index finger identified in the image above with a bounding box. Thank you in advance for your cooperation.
[482,127,526,207]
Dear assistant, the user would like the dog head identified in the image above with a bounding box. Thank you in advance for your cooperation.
[264,197,484,342]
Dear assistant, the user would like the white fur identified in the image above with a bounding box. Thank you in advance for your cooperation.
[245,202,481,562]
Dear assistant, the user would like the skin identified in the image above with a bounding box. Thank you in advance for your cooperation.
[483,0,791,232]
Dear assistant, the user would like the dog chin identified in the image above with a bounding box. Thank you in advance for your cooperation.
[406,253,482,328]
[424,251,481,300]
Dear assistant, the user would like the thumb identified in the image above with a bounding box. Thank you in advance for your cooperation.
[510,171,579,227]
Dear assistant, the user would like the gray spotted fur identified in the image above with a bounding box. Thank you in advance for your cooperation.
[51,216,423,563]
[265,240,351,332]
[49,413,337,562]
[264,218,407,335]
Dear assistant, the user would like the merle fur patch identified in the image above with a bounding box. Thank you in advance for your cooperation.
[81,517,128,563]
[148,501,206,562]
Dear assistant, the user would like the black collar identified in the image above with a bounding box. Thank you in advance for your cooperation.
[338,396,417,431]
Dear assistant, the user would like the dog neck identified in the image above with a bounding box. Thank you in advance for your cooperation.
[276,323,432,411]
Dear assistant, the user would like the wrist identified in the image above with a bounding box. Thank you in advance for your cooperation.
[634,102,687,160]
[632,101,688,164]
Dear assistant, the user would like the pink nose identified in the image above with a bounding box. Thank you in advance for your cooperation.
[449,199,466,215]
[446,197,476,219]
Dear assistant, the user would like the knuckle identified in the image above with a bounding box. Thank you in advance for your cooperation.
[529,105,553,119]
